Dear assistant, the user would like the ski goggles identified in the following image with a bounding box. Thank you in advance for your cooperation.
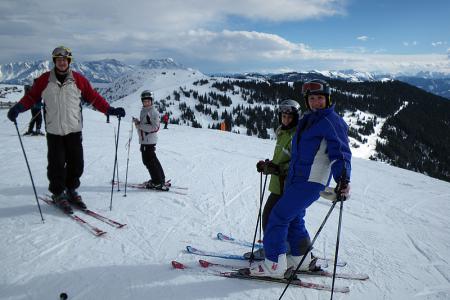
[302,81,326,94]
[279,105,296,114]
[52,46,72,58]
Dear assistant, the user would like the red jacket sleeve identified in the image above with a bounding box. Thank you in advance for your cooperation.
[18,72,50,110]
[73,71,111,114]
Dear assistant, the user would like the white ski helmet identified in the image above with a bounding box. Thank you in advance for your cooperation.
[278,99,300,127]
[141,90,154,101]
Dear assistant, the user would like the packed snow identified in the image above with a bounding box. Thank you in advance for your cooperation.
[1,91,450,300]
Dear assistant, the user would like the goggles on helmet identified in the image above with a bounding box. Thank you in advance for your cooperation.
[52,46,72,58]
[302,81,327,95]
[279,105,296,114]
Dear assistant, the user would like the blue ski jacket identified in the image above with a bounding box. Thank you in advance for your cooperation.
[288,105,351,186]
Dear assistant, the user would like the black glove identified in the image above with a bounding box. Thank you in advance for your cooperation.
[256,159,280,175]
[263,160,280,175]
[256,160,266,173]
[7,103,25,122]
[107,107,126,118]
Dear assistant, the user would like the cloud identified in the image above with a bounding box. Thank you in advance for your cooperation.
[1,0,449,74]
[431,41,447,47]
[356,36,369,42]
[403,41,418,47]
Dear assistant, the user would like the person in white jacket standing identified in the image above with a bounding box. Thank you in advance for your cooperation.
[133,90,168,191]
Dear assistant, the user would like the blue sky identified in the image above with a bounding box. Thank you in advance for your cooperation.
[0,0,449,74]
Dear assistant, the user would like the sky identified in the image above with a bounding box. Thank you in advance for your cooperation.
[1,0,449,74]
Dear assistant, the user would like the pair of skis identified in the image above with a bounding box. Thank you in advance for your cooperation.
[39,196,126,237]
[112,180,188,195]
[171,260,350,293]
[174,232,368,293]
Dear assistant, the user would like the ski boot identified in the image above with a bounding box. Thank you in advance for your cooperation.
[145,181,169,191]
[248,254,289,279]
[23,130,33,136]
[243,247,265,260]
[52,192,73,214]
[67,189,87,209]
[287,252,321,271]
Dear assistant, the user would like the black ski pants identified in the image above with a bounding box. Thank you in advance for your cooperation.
[141,144,165,184]
[262,193,282,233]
[46,132,84,195]
[28,108,42,132]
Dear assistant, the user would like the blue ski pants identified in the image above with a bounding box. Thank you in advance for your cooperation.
[263,181,323,262]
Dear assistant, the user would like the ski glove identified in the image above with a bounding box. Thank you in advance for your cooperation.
[334,178,350,201]
[7,103,25,122]
[107,107,126,118]
[256,160,280,175]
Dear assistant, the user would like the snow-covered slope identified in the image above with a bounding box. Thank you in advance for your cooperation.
[0,103,449,299]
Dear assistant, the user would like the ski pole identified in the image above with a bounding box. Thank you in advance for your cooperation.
[109,117,121,210]
[13,121,44,222]
[113,128,120,192]
[123,120,133,197]
[249,172,268,263]
[279,200,337,300]
[330,198,344,300]
[330,169,348,300]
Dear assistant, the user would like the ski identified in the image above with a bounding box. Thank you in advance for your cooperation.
[112,181,188,195]
[198,259,368,280]
[217,232,262,248]
[81,208,126,228]
[217,232,347,267]
[172,261,349,293]
[43,194,126,228]
[221,269,350,293]
[39,196,106,237]
[112,180,188,190]
[186,245,249,260]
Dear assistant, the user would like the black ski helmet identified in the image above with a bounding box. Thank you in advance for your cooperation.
[302,79,331,110]
[141,90,154,102]
[278,99,300,127]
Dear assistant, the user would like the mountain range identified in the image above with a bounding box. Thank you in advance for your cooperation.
[1,59,449,99]
[1,58,449,182]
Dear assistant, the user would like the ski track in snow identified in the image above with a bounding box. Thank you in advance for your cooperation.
[1,98,450,299]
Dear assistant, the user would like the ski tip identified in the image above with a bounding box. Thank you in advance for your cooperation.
[217,232,231,241]
[198,259,211,268]
[95,231,107,237]
[118,224,127,228]
[186,245,195,252]
[171,260,186,269]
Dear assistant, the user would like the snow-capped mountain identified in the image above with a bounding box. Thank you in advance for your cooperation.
[138,58,187,70]
[2,62,449,182]
[0,58,187,85]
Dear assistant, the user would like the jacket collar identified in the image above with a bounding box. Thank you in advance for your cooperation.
[50,68,74,85]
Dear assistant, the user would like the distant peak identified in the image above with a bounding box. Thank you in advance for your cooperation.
[138,58,185,70]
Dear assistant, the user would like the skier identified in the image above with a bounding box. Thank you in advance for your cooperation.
[23,84,44,136]
[162,112,169,129]
[249,79,352,279]
[7,46,126,214]
[133,90,168,191]
[256,99,300,232]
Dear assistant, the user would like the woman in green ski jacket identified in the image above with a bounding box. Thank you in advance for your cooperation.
[256,99,301,231]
